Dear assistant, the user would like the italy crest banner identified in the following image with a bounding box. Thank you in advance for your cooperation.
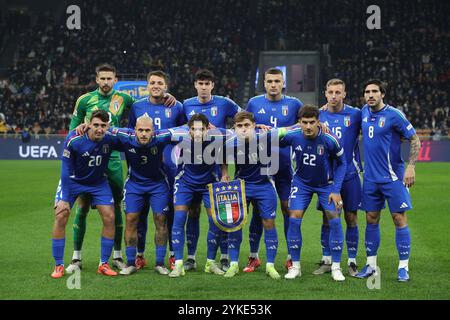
[208,179,248,232]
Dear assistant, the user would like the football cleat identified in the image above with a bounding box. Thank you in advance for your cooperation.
[135,255,147,270]
[112,258,127,271]
[51,265,65,279]
[168,255,176,270]
[119,265,137,276]
[266,265,281,280]
[348,262,358,277]
[205,261,225,275]
[243,257,261,273]
[184,258,197,271]
[284,258,293,270]
[355,264,377,279]
[223,264,239,278]
[169,261,185,278]
[97,263,118,276]
[220,258,230,272]
[155,265,170,275]
[66,259,82,274]
[284,266,302,280]
[397,268,410,282]
[312,260,332,275]
[331,268,346,281]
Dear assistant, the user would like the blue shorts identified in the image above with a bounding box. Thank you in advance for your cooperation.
[362,179,412,213]
[273,168,293,202]
[123,179,170,215]
[289,177,338,212]
[174,178,211,209]
[246,180,278,220]
[317,173,362,212]
[54,179,114,209]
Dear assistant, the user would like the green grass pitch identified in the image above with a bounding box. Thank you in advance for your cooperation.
[1,160,449,300]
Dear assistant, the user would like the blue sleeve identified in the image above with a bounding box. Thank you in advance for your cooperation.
[176,103,188,126]
[328,135,347,193]
[246,98,254,112]
[392,110,416,139]
[225,97,242,118]
[155,129,173,144]
[60,140,75,202]
[279,131,292,148]
[128,105,137,129]
[108,127,134,152]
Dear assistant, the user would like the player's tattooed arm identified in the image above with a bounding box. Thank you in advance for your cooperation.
[404,134,421,187]
[163,93,177,107]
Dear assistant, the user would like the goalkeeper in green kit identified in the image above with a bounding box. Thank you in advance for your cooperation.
[65,64,176,273]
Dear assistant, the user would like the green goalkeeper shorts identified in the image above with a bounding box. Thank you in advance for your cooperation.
[106,156,124,203]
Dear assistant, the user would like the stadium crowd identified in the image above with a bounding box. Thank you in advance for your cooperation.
[0,0,448,136]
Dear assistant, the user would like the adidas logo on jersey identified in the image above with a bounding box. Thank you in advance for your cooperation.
[128,148,136,153]
[400,202,409,209]
[189,110,196,116]
[295,145,302,151]
[363,117,368,123]
[258,108,266,114]
[82,152,90,157]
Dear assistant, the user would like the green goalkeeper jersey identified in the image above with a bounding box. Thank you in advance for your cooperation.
[69,88,135,159]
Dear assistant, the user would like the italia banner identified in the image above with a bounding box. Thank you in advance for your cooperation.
[208,179,248,232]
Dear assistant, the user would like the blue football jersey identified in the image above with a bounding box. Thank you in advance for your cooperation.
[112,128,178,183]
[176,127,230,185]
[128,98,186,130]
[319,104,362,180]
[361,104,416,183]
[225,129,282,183]
[247,94,303,175]
[60,130,121,201]
[183,95,242,128]
[280,128,347,193]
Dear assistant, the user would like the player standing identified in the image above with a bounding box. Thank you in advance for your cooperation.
[355,80,420,282]
[182,69,242,271]
[281,105,347,281]
[128,70,186,270]
[314,79,362,277]
[244,68,303,272]
[51,110,122,278]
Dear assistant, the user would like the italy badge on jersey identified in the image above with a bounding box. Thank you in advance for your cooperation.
[379,117,386,128]
[317,144,324,155]
[208,179,248,232]
[282,105,289,116]
[211,107,218,117]
[103,144,110,154]
[165,108,172,118]
[344,116,351,127]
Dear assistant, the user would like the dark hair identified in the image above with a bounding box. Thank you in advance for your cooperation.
[264,67,283,79]
[95,63,116,75]
[298,104,320,119]
[195,69,215,82]
[90,110,110,123]
[147,70,169,85]
[188,113,209,128]
[364,79,387,94]
[234,111,255,124]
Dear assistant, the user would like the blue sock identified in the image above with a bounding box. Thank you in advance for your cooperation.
[346,225,359,259]
[167,205,174,252]
[287,217,302,262]
[52,238,65,266]
[126,246,136,266]
[155,245,166,266]
[283,213,289,249]
[321,224,331,256]
[264,227,278,263]
[249,212,263,254]
[100,236,114,264]
[172,210,187,260]
[228,229,242,263]
[365,223,380,257]
[207,216,220,260]
[329,218,344,263]
[137,211,149,253]
[186,216,200,256]
[219,230,229,255]
[396,225,411,261]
